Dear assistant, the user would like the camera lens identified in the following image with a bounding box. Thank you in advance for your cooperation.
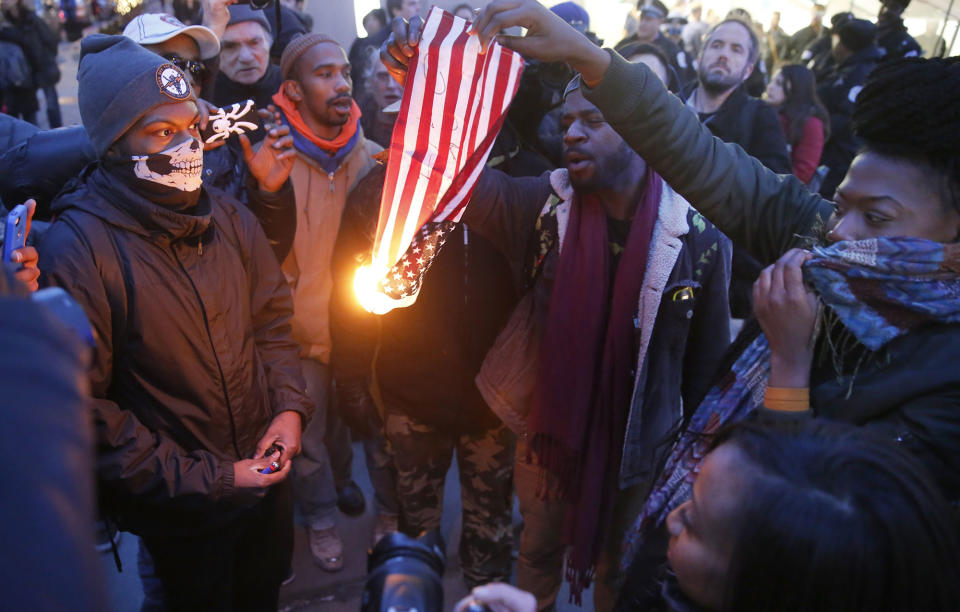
[362,532,446,612]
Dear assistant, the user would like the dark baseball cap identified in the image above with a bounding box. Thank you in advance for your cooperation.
[638,0,668,20]
[837,18,877,53]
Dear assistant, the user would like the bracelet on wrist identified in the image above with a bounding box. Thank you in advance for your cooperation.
[763,386,810,412]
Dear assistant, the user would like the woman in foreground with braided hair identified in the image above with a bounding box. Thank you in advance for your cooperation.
[385,3,960,609]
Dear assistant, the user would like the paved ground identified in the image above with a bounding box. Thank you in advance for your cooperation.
[97,443,591,611]
[98,443,476,611]
[97,449,592,611]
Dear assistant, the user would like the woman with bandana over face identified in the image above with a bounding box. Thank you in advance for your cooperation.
[387,3,960,609]
[37,35,312,611]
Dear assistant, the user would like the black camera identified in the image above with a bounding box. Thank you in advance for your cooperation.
[362,531,447,612]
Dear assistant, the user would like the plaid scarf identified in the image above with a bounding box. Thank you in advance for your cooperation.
[621,236,960,570]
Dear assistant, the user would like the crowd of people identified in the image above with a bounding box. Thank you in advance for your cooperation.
[1,0,959,611]
[0,0,62,129]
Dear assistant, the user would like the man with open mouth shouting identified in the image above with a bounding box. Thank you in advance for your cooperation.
[38,35,312,611]
[380,16,734,608]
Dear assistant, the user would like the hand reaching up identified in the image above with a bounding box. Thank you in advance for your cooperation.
[241,106,296,193]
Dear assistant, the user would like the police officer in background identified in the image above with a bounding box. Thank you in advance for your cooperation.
[877,0,922,61]
[616,0,694,89]
[799,12,854,84]
[663,11,697,82]
[816,18,882,199]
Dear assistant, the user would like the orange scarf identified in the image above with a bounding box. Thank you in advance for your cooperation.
[272,89,362,154]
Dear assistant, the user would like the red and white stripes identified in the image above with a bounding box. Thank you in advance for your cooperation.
[356,7,524,313]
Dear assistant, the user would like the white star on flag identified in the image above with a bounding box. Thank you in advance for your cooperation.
[351,6,524,315]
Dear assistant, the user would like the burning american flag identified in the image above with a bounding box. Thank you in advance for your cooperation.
[354,7,524,314]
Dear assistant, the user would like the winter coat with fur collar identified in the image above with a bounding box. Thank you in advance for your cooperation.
[466,167,732,491]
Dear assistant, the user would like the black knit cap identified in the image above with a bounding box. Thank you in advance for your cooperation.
[837,18,877,53]
[227,4,272,34]
[830,11,853,28]
[78,34,194,157]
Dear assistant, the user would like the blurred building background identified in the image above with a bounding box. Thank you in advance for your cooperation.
[322,0,958,58]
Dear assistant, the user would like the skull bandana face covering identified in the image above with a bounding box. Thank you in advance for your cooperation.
[104,136,204,210]
[132,137,203,192]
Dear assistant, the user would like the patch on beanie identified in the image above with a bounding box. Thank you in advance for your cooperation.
[156,64,191,100]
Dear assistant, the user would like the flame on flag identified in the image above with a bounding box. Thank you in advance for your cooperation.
[354,7,524,314]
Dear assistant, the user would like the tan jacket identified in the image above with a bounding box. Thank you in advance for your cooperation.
[282,130,382,362]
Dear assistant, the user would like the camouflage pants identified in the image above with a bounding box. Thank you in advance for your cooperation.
[384,411,516,588]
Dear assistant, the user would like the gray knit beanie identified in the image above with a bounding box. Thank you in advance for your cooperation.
[78,34,195,157]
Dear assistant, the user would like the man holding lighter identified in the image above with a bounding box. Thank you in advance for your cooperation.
[39,36,312,611]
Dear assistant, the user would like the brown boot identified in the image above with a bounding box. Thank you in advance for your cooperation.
[307,526,344,572]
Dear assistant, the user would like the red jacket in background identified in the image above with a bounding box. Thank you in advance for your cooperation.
[780,113,825,184]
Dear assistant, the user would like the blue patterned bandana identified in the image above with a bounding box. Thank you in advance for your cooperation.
[804,237,960,350]
[621,236,960,572]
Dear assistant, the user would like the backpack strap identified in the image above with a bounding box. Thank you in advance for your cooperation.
[60,211,130,359]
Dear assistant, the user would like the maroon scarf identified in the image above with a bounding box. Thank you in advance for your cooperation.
[526,165,662,601]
